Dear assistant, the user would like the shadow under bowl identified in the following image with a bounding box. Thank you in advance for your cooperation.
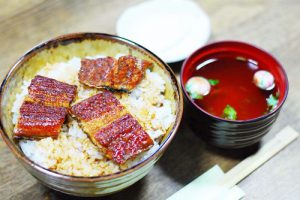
[180,41,288,149]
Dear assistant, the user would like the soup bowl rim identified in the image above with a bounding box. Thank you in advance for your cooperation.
[180,40,288,124]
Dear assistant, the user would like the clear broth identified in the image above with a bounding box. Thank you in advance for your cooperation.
[189,55,277,120]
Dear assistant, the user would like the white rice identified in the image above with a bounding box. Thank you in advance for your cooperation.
[13,55,176,176]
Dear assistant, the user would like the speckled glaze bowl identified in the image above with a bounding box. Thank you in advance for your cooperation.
[0,33,183,196]
[181,41,288,148]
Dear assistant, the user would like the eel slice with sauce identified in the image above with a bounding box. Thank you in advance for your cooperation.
[94,114,154,164]
[70,91,127,135]
[78,55,153,92]
[70,91,153,164]
[25,75,77,107]
[14,75,77,139]
[14,102,67,138]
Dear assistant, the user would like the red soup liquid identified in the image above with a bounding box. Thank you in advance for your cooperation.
[188,55,277,120]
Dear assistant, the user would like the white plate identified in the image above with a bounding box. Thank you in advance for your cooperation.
[116,0,211,63]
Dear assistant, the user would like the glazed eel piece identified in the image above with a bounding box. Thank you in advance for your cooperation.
[25,75,77,107]
[78,55,153,92]
[70,91,153,164]
[14,75,77,139]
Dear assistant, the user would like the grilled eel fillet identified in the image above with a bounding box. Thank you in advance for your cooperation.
[14,102,67,138]
[78,55,153,92]
[14,75,77,139]
[25,75,77,107]
[70,91,153,164]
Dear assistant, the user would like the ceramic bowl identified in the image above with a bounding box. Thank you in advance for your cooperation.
[0,33,183,196]
[181,41,288,148]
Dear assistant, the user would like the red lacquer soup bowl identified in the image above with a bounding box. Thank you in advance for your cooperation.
[181,41,288,148]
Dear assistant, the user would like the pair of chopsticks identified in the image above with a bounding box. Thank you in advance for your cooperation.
[168,126,298,200]
[217,126,298,188]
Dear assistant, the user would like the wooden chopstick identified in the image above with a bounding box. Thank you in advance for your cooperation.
[217,126,298,188]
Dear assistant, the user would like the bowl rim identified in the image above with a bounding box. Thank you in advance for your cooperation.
[180,40,289,123]
[0,32,183,182]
